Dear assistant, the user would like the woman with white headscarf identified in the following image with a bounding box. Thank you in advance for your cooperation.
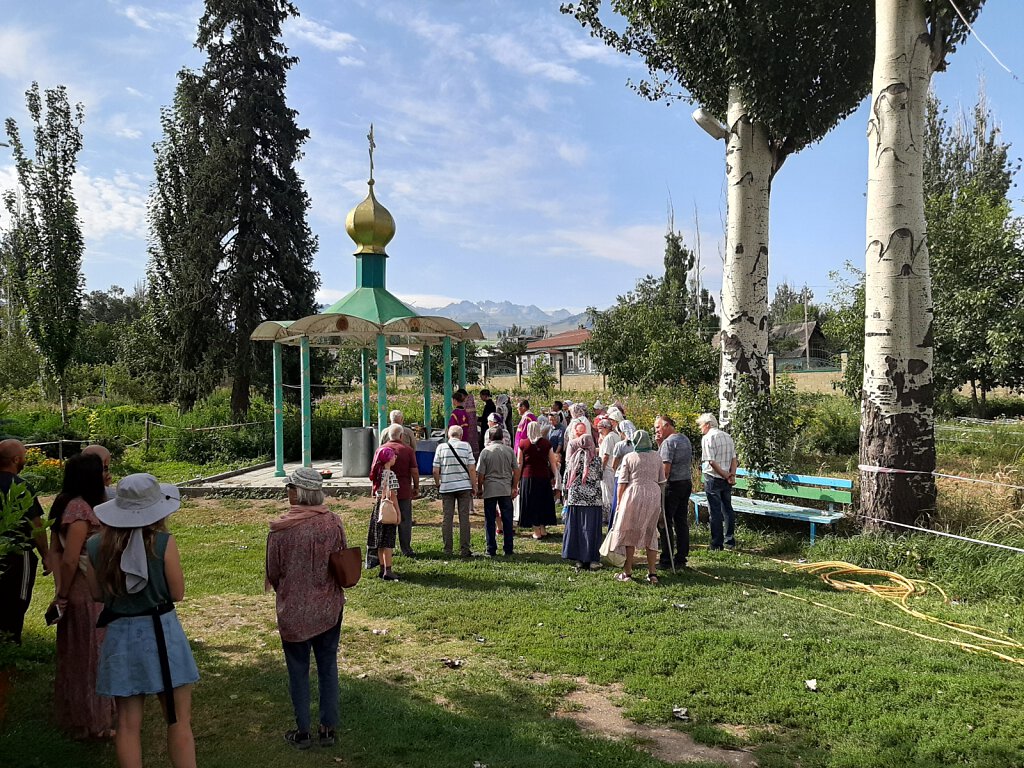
[517,420,558,539]
[561,429,605,570]
[596,418,620,524]
[609,419,637,528]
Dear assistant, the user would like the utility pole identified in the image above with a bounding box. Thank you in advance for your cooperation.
[803,289,811,369]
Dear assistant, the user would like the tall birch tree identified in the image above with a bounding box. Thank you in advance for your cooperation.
[860,0,985,525]
[563,1,873,427]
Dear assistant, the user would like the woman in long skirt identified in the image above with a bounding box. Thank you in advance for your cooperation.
[517,421,558,538]
[608,430,665,584]
[48,453,116,740]
[561,432,605,570]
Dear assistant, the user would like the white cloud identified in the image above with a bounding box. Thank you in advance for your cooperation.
[0,28,51,82]
[556,141,588,166]
[481,33,586,85]
[337,56,364,68]
[73,169,148,240]
[287,17,357,53]
[107,113,144,140]
[117,4,199,37]
[552,223,668,269]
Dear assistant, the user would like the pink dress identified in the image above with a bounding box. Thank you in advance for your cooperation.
[608,452,665,551]
[56,498,116,737]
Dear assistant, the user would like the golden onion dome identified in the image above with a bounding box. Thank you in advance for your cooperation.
[345,179,395,255]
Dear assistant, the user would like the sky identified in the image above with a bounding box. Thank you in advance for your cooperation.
[1,1,1022,316]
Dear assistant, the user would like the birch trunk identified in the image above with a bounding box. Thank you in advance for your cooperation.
[861,0,936,525]
[719,86,772,429]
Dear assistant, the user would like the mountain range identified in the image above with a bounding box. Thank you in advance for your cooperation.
[408,300,593,337]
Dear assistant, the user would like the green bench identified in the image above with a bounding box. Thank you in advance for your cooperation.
[689,469,852,544]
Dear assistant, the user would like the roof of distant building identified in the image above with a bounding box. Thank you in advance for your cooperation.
[526,329,591,351]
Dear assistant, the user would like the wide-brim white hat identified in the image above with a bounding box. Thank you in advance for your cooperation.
[95,473,180,528]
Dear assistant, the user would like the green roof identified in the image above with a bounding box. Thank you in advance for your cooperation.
[322,286,418,325]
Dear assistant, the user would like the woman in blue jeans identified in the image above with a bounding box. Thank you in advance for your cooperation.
[266,467,347,749]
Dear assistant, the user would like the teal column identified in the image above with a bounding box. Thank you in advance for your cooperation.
[360,348,371,427]
[458,341,467,390]
[422,345,432,432]
[300,336,312,468]
[272,342,285,477]
[376,333,388,435]
[442,336,453,426]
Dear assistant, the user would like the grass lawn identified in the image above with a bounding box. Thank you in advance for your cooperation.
[2,496,1023,768]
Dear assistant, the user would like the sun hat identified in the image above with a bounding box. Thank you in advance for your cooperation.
[94,473,181,595]
[95,473,181,529]
[285,465,324,491]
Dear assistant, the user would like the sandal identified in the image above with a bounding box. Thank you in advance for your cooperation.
[646,573,659,585]
[615,572,632,582]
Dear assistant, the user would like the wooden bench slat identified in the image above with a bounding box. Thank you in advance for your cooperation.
[733,478,853,504]
[690,493,844,524]
[736,468,854,490]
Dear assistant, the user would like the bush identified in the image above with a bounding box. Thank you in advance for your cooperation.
[797,395,860,457]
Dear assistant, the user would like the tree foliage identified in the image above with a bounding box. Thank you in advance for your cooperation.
[149,0,319,417]
[730,374,798,495]
[3,83,86,424]
[583,230,718,389]
[562,0,874,169]
[925,91,1024,405]
[822,264,866,401]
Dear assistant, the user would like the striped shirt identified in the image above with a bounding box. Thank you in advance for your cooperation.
[701,427,737,478]
[433,439,474,493]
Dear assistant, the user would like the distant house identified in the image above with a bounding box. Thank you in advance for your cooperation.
[769,321,832,370]
[521,329,595,374]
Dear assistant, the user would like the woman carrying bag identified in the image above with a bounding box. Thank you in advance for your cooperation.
[366,446,401,581]
[266,466,347,749]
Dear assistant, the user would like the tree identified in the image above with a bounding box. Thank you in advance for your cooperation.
[822,264,866,401]
[583,228,718,389]
[925,90,1024,410]
[148,72,231,411]
[494,324,531,362]
[3,83,85,425]
[150,0,320,417]
[524,360,557,396]
[564,1,873,428]
[860,0,986,526]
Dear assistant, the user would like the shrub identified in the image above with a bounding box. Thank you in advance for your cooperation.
[797,395,860,457]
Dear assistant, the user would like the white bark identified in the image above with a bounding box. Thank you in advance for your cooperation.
[719,86,772,429]
[861,0,937,523]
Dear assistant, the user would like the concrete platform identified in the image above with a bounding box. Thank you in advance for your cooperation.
[180,460,382,497]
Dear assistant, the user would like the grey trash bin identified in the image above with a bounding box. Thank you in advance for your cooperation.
[341,427,377,477]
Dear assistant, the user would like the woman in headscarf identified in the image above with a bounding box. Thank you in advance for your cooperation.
[608,420,637,528]
[516,420,558,539]
[564,403,593,470]
[596,418,621,524]
[607,430,666,583]
[561,428,605,570]
[547,411,566,502]
[367,446,400,581]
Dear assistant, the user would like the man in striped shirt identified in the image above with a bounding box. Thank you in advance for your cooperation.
[432,425,477,557]
[697,413,738,550]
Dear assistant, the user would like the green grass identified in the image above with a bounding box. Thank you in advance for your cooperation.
[3,500,1024,767]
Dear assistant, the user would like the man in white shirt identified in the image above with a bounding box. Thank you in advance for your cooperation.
[432,425,477,557]
[697,413,738,550]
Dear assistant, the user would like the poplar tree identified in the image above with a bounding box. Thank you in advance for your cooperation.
[3,83,85,425]
[563,1,873,427]
[860,0,986,525]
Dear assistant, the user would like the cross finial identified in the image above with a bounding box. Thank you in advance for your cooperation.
[367,123,376,185]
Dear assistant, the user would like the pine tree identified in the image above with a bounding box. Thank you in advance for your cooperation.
[149,0,320,417]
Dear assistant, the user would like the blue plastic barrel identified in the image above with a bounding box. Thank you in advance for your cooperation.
[415,439,439,476]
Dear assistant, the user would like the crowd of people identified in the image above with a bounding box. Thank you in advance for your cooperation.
[361,393,739,585]
[0,393,739,760]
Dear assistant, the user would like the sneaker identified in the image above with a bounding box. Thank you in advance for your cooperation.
[588,562,603,571]
[284,730,312,750]
[382,569,400,581]
[319,726,335,747]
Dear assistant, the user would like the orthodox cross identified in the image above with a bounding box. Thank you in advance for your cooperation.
[367,123,376,184]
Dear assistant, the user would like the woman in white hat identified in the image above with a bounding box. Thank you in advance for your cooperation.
[85,473,198,768]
